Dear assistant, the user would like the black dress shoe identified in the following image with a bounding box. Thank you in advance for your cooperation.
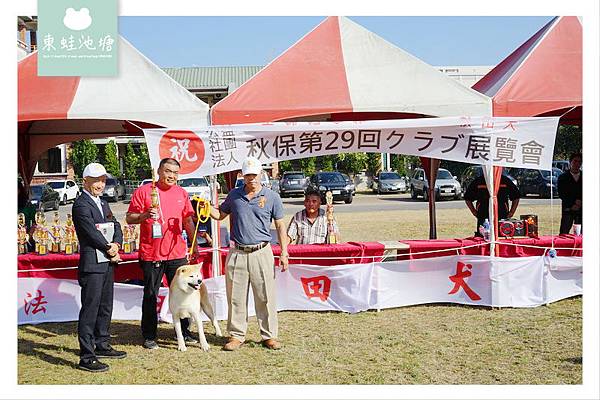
[183,332,198,343]
[78,358,109,373]
[95,345,127,359]
[143,339,159,350]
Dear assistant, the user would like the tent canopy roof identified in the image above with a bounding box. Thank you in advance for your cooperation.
[18,36,209,182]
[18,36,209,130]
[472,16,582,122]
[211,16,491,125]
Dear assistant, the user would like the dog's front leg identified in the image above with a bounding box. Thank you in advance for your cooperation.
[173,318,187,352]
[192,312,210,351]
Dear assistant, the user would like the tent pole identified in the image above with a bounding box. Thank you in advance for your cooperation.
[487,162,496,257]
[209,175,220,278]
[428,159,438,239]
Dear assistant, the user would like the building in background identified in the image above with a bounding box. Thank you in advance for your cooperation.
[162,66,263,108]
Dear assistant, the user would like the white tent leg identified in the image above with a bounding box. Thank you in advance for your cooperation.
[482,164,496,257]
[209,175,220,277]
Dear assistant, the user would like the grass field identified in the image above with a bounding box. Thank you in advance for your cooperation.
[17,203,582,385]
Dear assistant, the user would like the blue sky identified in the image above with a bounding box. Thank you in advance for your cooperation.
[119,16,554,68]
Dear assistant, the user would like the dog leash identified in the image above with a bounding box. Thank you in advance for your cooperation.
[188,195,212,257]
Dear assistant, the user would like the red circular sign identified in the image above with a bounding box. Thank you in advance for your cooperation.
[158,130,205,174]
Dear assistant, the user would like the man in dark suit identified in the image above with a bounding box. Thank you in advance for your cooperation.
[72,163,126,372]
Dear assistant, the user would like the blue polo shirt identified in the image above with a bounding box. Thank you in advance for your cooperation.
[220,186,284,245]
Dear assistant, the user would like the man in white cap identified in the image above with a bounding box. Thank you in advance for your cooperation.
[72,162,125,372]
[203,156,288,351]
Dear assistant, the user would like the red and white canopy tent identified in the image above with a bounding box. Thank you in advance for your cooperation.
[211,16,492,238]
[472,16,582,244]
[18,36,209,185]
[473,16,582,123]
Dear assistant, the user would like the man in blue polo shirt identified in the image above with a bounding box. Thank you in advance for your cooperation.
[204,157,289,351]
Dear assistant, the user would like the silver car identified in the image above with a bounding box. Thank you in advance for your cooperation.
[411,168,462,201]
[372,171,406,194]
[178,177,211,200]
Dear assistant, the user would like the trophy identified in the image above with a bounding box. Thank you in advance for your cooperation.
[122,223,132,254]
[325,191,337,244]
[521,214,539,238]
[32,210,48,255]
[132,225,139,251]
[50,212,63,253]
[150,170,163,238]
[17,213,29,255]
[64,213,77,255]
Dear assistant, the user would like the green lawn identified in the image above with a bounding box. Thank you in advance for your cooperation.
[18,298,582,385]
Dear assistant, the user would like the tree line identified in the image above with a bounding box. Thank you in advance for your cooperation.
[70,140,152,181]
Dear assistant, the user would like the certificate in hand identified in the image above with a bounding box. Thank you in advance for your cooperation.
[95,222,115,263]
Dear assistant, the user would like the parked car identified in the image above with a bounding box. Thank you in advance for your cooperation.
[341,173,356,196]
[260,170,272,189]
[178,177,211,200]
[270,179,280,194]
[29,184,60,211]
[410,168,462,201]
[102,177,126,202]
[279,171,309,198]
[139,179,153,187]
[552,160,570,172]
[510,168,562,198]
[234,171,273,190]
[47,179,80,205]
[308,171,353,204]
[371,171,406,194]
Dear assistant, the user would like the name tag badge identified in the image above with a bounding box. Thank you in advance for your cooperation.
[152,222,163,239]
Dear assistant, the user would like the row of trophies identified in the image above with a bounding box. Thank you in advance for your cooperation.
[18,180,337,255]
[17,211,140,256]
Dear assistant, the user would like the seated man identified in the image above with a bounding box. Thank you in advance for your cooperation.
[287,187,340,245]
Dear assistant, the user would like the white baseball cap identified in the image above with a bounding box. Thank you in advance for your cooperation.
[83,162,107,178]
[241,157,262,176]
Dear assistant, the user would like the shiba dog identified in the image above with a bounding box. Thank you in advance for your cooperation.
[168,264,222,351]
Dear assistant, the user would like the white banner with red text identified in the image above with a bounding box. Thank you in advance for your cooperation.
[143,116,559,178]
[18,255,581,325]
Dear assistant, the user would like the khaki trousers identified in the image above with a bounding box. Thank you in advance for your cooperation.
[225,243,278,341]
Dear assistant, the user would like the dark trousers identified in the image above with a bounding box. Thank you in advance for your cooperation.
[78,266,114,362]
[559,210,582,234]
[140,258,190,340]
